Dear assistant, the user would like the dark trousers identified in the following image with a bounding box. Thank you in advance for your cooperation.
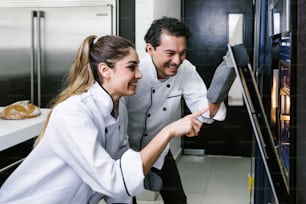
[133,151,187,204]
[151,151,187,204]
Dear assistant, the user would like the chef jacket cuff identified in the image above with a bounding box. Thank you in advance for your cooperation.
[121,149,145,196]
[199,102,227,123]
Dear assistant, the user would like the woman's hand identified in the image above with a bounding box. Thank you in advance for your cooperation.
[165,108,208,138]
[140,108,208,174]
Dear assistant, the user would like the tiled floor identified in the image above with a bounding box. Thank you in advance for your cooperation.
[101,154,254,204]
[137,155,253,204]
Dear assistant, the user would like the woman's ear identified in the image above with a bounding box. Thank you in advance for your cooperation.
[98,63,111,79]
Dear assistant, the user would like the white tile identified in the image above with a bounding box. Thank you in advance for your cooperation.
[211,155,251,174]
[186,192,204,204]
[178,155,215,172]
[100,155,252,204]
[201,193,250,204]
[205,171,249,196]
[181,173,209,193]
[203,156,251,197]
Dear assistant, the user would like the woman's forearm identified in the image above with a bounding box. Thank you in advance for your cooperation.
[140,128,172,174]
[139,108,207,175]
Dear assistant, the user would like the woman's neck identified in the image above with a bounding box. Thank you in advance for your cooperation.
[111,100,119,118]
[101,83,120,118]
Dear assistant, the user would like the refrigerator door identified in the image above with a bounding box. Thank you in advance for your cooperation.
[0,8,33,106]
[36,6,113,107]
[0,6,113,107]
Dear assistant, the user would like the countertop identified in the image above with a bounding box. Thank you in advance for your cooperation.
[0,107,50,151]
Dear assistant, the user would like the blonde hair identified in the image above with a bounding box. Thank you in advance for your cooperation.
[34,35,135,146]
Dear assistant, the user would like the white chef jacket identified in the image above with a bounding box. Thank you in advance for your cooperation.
[123,53,227,169]
[0,82,145,204]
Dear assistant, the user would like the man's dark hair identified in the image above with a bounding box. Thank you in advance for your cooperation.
[144,16,192,49]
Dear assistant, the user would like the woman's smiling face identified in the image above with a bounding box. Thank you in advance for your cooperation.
[101,48,141,101]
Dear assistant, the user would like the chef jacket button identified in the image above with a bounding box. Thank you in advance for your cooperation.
[105,128,108,134]
[119,125,120,130]
[163,107,167,111]
[144,133,148,136]
[147,113,151,117]
[152,89,155,93]
[167,84,171,88]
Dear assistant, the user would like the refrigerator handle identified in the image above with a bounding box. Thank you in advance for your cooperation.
[31,10,43,107]
[37,10,44,107]
[31,10,36,104]
[107,4,113,35]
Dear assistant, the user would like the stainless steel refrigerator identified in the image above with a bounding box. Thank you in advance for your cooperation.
[0,3,114,107]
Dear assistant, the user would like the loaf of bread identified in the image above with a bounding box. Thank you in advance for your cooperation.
[0,100,41,120]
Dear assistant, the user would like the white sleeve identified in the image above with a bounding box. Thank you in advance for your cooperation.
[181,61,227,123]
[48,108,145,198]
[198,102,227,123]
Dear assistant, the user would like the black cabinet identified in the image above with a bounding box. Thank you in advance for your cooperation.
[0,138,35,186]
[182,0,254,156]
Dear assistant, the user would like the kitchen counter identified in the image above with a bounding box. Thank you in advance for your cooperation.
[0,108,50,151]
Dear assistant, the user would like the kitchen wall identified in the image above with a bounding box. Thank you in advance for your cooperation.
[135,0,181,58]
[135,0,182,160]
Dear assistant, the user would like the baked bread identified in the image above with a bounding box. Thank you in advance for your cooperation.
[0,100,41,120]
